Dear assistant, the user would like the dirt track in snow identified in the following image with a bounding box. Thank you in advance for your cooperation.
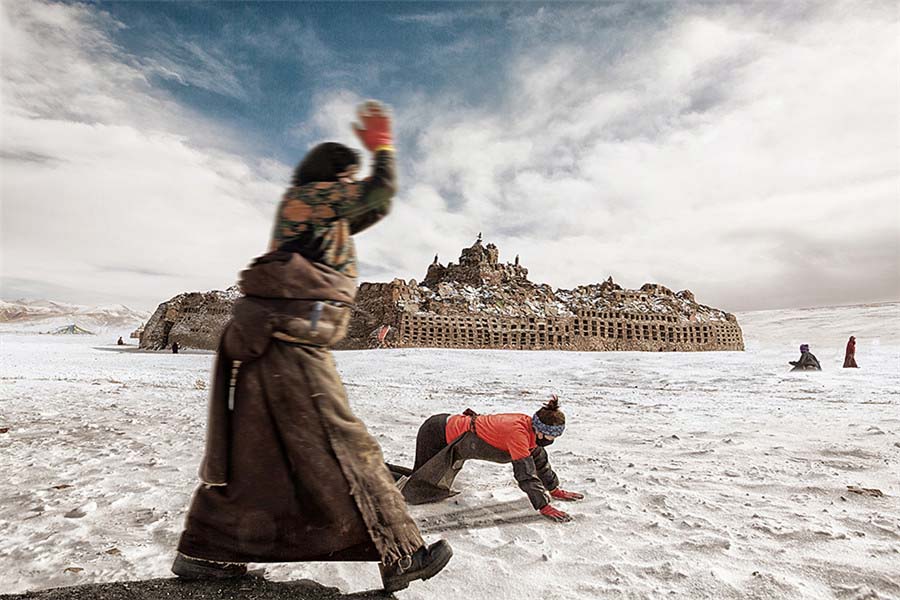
[2,577,391,600]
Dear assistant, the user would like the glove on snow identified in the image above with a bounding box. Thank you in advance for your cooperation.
[550,488,584,501]
[539,504,573,523]
[352,100,393,152]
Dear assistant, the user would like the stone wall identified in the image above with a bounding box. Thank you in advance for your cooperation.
[139,287,239,350]
[371,308,744,351]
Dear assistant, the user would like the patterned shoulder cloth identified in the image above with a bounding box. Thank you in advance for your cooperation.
[269,150,395,278]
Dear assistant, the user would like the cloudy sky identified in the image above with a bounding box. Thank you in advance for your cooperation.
[1,1,898,312]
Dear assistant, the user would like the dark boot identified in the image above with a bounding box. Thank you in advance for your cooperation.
[171,552,248,580]
[379,540,453,592]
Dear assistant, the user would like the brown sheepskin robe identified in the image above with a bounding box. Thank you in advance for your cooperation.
[177,251,424,565]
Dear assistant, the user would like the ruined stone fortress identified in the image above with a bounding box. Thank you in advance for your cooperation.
[139,237,743,353]
[139,287,239,351]
[340,238,743,351]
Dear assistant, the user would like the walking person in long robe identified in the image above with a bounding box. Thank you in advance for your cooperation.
[172,101,452,593]
[843,336,859,368]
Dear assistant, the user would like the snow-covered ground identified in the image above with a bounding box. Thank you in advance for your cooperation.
[1,303,898,599]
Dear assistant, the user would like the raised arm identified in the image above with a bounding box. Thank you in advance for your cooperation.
[346,101,395,234]
[344,149,395,234]
[268,101,396,251]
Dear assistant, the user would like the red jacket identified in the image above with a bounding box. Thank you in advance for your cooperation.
[446,413,537,460]
[445,412,557,509]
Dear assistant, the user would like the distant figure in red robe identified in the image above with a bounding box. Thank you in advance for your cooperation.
[843,336,859,368]
[377,324,391,347]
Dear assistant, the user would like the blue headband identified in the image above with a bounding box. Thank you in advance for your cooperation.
[532,413,565,437]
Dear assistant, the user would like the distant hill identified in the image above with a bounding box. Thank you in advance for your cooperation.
[0,299,149,334]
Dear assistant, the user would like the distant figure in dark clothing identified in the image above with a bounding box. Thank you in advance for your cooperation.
[789,343,821,371]
[171,341,179,354]
[843,336,859,368]
[117,337,124,346]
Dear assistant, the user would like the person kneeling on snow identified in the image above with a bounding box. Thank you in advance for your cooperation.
[789,343,821,371]
[388,396,584,523]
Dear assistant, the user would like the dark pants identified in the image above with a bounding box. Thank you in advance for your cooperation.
[414,413,450,471]
[391,414,559,508]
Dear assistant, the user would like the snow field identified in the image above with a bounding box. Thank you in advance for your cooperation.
[0,303,898,599]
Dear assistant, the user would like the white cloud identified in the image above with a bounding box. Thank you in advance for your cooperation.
[290,89,365,149]
[2,1,897,313]
[344,1,900,311]
[141,40,250,101]
[0,1,286,309]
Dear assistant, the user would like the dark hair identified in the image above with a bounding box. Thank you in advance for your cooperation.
[292,142,360,186]
[535,395,565,426]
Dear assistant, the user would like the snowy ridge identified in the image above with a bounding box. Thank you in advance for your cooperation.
[0,299,149,334]
[396,279,733,322]
[387,238,736,324]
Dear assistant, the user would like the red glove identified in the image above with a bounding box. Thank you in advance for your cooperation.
[550,488,584,501]
[352,100,393,152]
[539,504,573,522]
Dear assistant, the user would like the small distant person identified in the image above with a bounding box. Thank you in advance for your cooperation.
[117,336,124,346]
[843,336,859,368]
[387,396,584,523]
[376,324,391,348]
[789,343,821,371]
[369,324,391,348]
[171,341,179,354]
